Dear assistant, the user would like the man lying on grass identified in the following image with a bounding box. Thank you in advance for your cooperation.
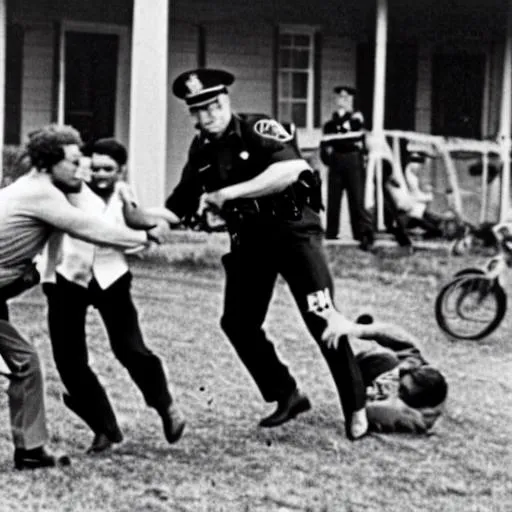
[323,313,448,434]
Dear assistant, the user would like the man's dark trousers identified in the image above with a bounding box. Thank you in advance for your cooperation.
[326,150,373,241]
[43,272,172,437]
[219,212,366,425]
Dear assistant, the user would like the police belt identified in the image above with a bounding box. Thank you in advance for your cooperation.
[223,175,322,227]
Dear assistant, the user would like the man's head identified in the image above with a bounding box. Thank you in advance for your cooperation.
[86,138,127,198]
[172,69,235,138]
[334,85,356,113]
[26,124,84,193]
[398,365,448,409]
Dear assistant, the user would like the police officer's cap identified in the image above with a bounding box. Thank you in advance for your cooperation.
[172,69,235,108]
[334,85,356,96]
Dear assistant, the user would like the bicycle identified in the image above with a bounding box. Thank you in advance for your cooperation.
[434,222,512,340]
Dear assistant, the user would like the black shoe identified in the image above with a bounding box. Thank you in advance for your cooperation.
[62,393,123,444]
[104,425,124,444]
[259,389,312,428]
[86,433,115,454]
[14,446,71,470]
[159,405,186,444]
[359,235,375,252]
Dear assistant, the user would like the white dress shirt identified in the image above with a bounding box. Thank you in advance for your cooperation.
[42,182,140,290]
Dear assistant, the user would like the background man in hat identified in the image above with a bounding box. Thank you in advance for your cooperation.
[320,86,374,249]
[0,124,169,469]
[161,68,368,440]
[40,138,185,456]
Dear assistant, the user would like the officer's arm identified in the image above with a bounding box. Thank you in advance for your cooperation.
[205,158,311,208]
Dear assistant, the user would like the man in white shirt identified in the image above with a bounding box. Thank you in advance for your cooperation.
[0,125,169,470]
[41,138,185,455]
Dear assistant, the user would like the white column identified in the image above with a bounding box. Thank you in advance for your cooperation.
[0,0,6,185]
[129,0,169,207]
[499,0,512,221]
[371,0,388,230]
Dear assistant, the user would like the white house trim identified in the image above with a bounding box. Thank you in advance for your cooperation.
[0,0,6,182]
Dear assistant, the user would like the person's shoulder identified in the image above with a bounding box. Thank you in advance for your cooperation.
[15,170,58,201]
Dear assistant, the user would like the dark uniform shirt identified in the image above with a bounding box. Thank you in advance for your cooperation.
[165,113,318,234]
[320,111,365,165]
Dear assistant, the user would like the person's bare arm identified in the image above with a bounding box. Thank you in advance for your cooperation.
[29,186,150,249]
[203,159,312,210]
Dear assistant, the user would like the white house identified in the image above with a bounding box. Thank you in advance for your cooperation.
[3,0,511,209]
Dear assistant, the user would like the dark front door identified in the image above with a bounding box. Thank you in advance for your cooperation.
[64,32,119,143]
[356,42,418,131]
[431,53,485,138]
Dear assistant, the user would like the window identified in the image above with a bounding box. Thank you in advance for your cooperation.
[277,27,318,130]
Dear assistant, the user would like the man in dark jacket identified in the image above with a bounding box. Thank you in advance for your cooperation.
[320,86,374,248]
[161,68,369,440]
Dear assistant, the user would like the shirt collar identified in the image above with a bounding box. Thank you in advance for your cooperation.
[199,115,241,145]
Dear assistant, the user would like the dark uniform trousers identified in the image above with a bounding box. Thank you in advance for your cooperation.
[327,150,373,241]
[220,207,366,423]
[43,272,172,438]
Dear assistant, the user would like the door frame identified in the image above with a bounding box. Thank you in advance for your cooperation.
[57,21,130,143]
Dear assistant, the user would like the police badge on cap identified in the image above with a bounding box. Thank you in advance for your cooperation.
[172,69,235,108]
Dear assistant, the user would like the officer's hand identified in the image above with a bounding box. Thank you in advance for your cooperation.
[203,190,228,212]
[321,310,362,349]
[146,218,173,245]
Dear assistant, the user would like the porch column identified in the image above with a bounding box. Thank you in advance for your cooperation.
[129,0,169,207]
[0,0,5,185]
[369,0,388,230]
[499,0,512,221]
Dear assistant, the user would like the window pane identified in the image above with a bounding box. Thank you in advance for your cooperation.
[280,72,290,98]
[280,49,291,68]
[293,34,310,47]
[292,103,306,127]
[292,73,308,98]
[292,50,309,69]
[279,102,291,123]
[280,34,291,46]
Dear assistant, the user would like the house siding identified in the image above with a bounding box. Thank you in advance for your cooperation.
[20,24,54,141]
[8,0,512,202]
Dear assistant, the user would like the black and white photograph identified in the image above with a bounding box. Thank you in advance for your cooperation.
[0,0,510,510]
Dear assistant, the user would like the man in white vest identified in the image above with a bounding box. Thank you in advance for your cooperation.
[40,138,185,455]
[0,125,169,470]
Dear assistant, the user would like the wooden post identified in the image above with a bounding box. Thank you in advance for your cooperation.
[371,0,388,230]
[0,0,6,184]
[128,0,169,207]
[499,0,512,221]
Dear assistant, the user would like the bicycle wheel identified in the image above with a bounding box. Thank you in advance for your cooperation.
[435,274,507,340]
[454,267,484,278]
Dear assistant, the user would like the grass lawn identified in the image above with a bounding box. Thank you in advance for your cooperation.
[0,235,511,512]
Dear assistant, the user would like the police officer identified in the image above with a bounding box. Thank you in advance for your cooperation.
[320,86,374,249]
[164,68,368,440]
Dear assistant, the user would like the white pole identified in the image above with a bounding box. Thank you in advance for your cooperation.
[0,0,6,185]
[129,0,169,207]
[371,0,388,230]
[499,0,512,221]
